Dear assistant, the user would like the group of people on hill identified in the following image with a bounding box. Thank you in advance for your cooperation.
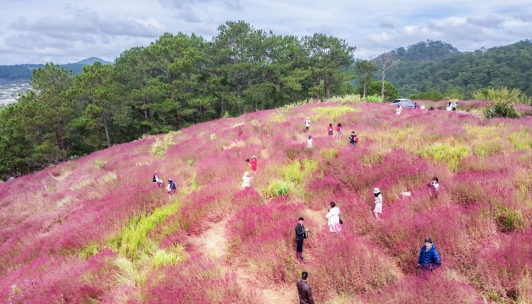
[295,176,442,302]
[304,119,359,151]
[152,174,177,194]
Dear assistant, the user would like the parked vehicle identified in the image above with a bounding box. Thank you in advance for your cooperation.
[391,98,415,108]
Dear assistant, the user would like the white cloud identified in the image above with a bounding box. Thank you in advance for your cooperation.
[0,0,530,64]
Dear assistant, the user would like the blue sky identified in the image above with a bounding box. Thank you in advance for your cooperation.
[0,0,530,64]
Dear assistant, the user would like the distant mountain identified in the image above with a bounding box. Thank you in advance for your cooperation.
[0,57,113,83]
[74,57,113,65]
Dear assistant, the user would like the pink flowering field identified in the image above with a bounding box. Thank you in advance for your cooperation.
[1,101,532,303]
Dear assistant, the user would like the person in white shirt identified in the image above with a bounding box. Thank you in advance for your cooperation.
[396,104,402,116]
[373,188,383,221]
[325,201,341,233]
[305,118,311,131]
[307,135,313,148]
[242,171,251,189]
[153,174,163,187]
[429,177,439,199]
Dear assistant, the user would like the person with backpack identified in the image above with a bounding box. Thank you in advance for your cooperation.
[305,118,311,132]
[296,271,316,304]
[417,237,442,272]
[349,131,358,148]
[327,123,334,137]
[167,178,177,194]
[325,201,341,233]
[295,217,309,262]
[336,123,342,140]
[307,135,313,149]
[373,188,383,221]
[153,174,163,187]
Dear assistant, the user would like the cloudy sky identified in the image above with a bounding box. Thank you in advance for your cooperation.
[0,0,530,64]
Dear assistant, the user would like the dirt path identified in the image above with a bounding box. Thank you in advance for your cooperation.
[191,218,229,260]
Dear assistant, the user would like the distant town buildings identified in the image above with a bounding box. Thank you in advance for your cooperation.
[0,83,31,107]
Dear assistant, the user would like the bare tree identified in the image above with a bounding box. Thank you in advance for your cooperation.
[372,51,399,100]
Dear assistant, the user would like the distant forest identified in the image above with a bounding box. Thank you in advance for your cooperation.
[0,21,356,178]
[386,40,532,98]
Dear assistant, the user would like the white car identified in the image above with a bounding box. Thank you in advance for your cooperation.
[391,98,415,108]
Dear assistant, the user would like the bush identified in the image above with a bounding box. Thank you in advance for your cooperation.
[151,133,175,158]
[311,106,360,121]
[365,94,383,103]
[418,142,468,170]
[483,101,519,119]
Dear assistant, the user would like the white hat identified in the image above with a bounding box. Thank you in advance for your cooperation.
[252,155,256,158]
[374,188,380,193]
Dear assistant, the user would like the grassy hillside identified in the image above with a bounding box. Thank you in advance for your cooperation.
[1,101,532,303]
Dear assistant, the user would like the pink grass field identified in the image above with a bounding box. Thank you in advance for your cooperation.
[1,101,532,303]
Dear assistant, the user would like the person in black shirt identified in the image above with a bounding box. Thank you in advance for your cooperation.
[295,217,309,262]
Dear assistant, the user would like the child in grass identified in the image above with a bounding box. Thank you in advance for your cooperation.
[328,123,334,137]
[307,135,313,148]
[325,201,341,233]
[242,172,251,189]
[373,188,383,220]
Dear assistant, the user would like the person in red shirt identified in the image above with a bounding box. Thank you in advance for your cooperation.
[328,123,334,137]
[249,156,258,173]
[238,128,243,137]
[336,123,342,140]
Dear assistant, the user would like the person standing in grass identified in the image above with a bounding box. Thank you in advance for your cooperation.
[396,104,402,116]
[167,178,177,194]
[295,217,309,262]
[305,118,311,132]
[296,271,316,304]
[307,135,313,148]
[429,177,439,199]
[249,156,258,174]
[336,123,342,140]
[241,172,251,189]
[238,127,243,137]
[328,123,334,137]
[153,174,163,187]
[373,188,383,220]
[417,237,442,272]
[325,201,342,233]
[349,131,358,148]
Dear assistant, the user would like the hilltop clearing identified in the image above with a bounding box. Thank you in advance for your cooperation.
[1,102,532,303]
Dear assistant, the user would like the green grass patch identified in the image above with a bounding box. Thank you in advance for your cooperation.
[267,179,293,197]
[94,160,107,170]
[311,106,360,121]
[282,159,318,185]
[418,142,469,170]
[320,149,338,163]
[151,133,175,158]
[508,130,532,151]
[152,245,185,268]
[109,202,180,259]
[81,243,99,260]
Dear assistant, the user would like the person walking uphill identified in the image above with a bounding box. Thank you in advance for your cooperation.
[373,188,383,221]
[326,201,341,233]
[296,271,316,304]
[336,123,342,140]
[327,123,334,137]
[295,217,309,262]
[305,118,311,132]
[417,237,442,272]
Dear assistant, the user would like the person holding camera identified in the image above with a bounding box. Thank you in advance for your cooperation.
[295,217,309,262]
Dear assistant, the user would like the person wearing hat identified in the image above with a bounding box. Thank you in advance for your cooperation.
[241,171,251,189]
[305,118,311,132]
[249,156,258,173]
[373,188,383,220]
[296,271,316,304]
[417,237,442,271]
[295,217,309,262]
[325,201,341,233]
[167,178,177,194]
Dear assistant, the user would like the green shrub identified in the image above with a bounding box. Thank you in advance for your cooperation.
[267,179,292,197]
[413,91,444,101]
[151,133,175,158]
[311,106,360,121]
[94,160,107,170]
[152,245,185,268]
[496,207,524,232]
[365,94,383,103]
[483,101,519,119]
[81,243,99,260]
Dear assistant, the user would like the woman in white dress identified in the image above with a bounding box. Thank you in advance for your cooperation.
[373,188,383,221]
[325,201,341,233]
[242,172,251,189]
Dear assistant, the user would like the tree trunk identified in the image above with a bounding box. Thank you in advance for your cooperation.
[363,82,367,98]
[381,72,385,100]
[103,113,111,148]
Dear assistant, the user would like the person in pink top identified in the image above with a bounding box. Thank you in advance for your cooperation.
[327,123,334,137]
[336,123,343,140]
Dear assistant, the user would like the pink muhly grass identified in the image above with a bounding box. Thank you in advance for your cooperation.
[306,231,400,300]
[226,199,308,283]
[145,254,256,304]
